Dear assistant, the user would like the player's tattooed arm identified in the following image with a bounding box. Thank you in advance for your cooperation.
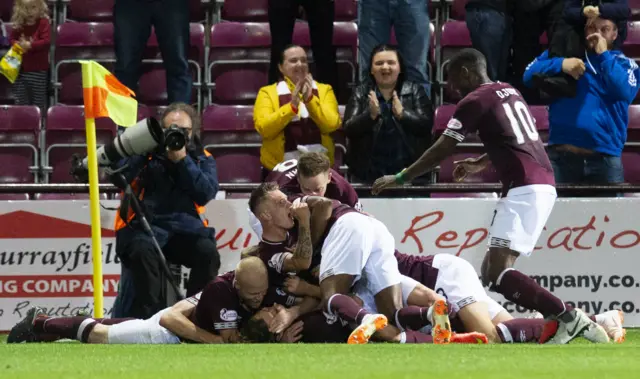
[283,205,313,272]
[160,299,224,344]
[403,134,459,182]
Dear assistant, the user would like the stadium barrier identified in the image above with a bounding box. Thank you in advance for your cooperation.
[0,185,638,331]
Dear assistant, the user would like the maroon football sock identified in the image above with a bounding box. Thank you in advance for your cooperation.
[496,318,547,343]
[327,294,370,324]
[394,306,431,330]
[33,316,98,343]
[495,269,568,320]
[402,329,434,343]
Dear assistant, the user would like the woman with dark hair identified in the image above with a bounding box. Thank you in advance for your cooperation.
[254,44,341,175]
[343,45,433,184]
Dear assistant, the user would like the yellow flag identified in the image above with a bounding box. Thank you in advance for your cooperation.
[80,60,137,127]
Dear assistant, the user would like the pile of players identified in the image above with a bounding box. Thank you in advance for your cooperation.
[7,49,625,346]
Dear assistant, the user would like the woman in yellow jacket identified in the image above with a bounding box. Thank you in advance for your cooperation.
[254,44,342,173]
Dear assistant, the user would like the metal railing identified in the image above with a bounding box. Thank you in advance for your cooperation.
[1,183,638,196]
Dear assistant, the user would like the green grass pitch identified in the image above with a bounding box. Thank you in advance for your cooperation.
[1,331,639,379]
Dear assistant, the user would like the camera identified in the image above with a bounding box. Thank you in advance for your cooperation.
[163,124,188,151]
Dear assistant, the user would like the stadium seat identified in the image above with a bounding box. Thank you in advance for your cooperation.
[220,0,268,21]
[208,22,271,105]
[44,105,151,183]
[0,105,41,183]
[34,193,108,200]
[631,1,640,21]
[0,2,13,21]
[628,105,640,142]
[624,21,640,59]
[54,22,204,106]
[207,21,357,105]
[334,0,357,21]
[63,0,206,22]
[622,151,640,183]
[450,0,468,21]
[0,193,30,200]
[201,104,262,183]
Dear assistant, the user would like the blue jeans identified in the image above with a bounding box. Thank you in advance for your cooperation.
[465,5,511,82]
[357,0,430,92]
[547,148,624,197]
[114,0,192,104]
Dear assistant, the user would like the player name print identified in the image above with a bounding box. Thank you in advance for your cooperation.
[0,198,638,330]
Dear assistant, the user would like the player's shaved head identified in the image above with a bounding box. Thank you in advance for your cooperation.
[234,257,269,310]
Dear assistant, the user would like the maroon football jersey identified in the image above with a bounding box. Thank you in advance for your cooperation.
[443,82,555,195]
[394,251,438,291]
[267,159,361,210]
[296,310,351,343]
[187,271,253,334]
[261,286,301,308]
[257,233,298,287]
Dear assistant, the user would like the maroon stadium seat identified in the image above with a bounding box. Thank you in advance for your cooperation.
[0,193,30,200]
[0,2,14,21]
[334,0,357,21]
[54,22,204,106]
[630,1,640,21]
[208,22,357,105]
[0,106,41,183]
[628,105,640,142]
[201,104,262,183]
[208,22,271,105]
[450,0,468,21]
[44,105,151,183]
[221,0,268,21]
[34,193,108,200]
[64,0,205,22]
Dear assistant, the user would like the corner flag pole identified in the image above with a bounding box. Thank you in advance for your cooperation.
[85,115,104,318]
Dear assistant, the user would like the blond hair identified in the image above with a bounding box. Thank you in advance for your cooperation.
[11,0,49,30]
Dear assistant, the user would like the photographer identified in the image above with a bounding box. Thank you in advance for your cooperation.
[111,102,220,319]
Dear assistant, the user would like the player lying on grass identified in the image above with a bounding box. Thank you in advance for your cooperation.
[249,184,451,344]
[7,257,276,344]
[242,299,488,344]
[372,48,609,345]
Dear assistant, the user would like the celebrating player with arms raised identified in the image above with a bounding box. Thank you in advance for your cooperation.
[372,48,608,344]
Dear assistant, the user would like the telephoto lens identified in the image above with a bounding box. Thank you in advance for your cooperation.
[164,124,187,151]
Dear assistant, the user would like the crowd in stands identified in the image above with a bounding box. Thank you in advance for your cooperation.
[0,0,640,200]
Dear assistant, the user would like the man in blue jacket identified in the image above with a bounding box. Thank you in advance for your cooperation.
[524,16,639,194]
[111,102,221,319]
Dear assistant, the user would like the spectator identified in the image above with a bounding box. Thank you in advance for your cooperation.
[254,45,341,176]
[10,0,50,114]
[268,0,338,92]
[465,0,512,82]
[524,17,640,195]
[113,0,191,104]
[343,45,432,184]
[112,103,220,319]
[533,0,630,98]
[357,0,430,91]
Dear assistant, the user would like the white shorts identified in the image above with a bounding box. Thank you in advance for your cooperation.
[488,184,556,256]
[107,308,181,344]
[353,275,418,313]
[432,254,493,315]
[319,212,401,295]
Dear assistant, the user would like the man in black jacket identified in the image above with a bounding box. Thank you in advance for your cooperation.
[343,45,432,185]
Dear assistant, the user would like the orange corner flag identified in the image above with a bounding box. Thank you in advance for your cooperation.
[80,60,137,127]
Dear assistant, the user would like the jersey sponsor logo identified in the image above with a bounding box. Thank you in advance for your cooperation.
[457,296,477,309]
[220,308,239,322]
[447,118,463,130]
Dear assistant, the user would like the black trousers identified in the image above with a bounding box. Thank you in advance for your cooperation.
[118,231,220,319]
[267,0,338,90]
